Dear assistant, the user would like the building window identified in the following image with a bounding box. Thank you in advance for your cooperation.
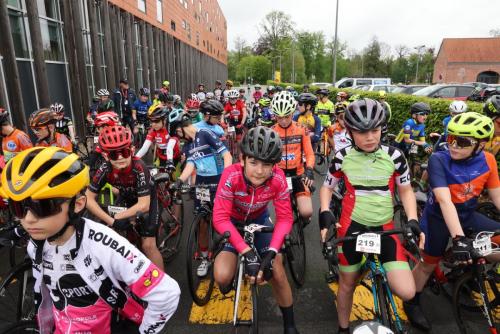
[196,32,199,46]
[7,0,21,9]
[171,20,176,31]
[182,20,186,29]
[156,0,163,22]
[138,0,146,13]
[37,0,59,20]
[79,0,95,98]
[187,23,191,40]
[8,9,29,58]
[39,18,64,61]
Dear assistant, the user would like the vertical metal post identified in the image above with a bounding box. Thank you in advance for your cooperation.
[124,12,134,87]
[102,0,115,88]
[147,23,155,88]
[140,21,149,88]
[88,0,103,89]
[292,41,295,83]
[332,0,339,84]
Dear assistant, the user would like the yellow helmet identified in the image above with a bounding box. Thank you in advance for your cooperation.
[0,147,89,201]
[447,112,494,140]
[378,90,387,99]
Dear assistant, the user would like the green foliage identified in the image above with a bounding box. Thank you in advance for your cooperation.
[236,55,272,84]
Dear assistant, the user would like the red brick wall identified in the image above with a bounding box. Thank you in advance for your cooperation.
[108,0,227,64]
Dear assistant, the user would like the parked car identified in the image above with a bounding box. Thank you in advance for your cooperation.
[353,84,398,92]
[335,77,391,88]
[412,84,475,100]
[310,82,333,88]
[392,85,429,95]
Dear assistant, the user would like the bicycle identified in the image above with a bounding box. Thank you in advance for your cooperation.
[452,230,500,334]
[314,127,332,176]
[185,183,224,306]
[150,168,184,263]
[323,227,420,333]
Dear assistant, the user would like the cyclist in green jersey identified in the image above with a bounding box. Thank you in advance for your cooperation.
[315,88,335,127]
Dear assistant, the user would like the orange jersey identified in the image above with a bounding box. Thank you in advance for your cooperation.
[272,121,314,175]
[2,128,33,162]
[37,132,73,152]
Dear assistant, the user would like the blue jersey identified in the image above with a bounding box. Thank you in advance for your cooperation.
[132,100,152,121]
[442,115,452,139]
[185,129,228,177]
[194,121,224,138]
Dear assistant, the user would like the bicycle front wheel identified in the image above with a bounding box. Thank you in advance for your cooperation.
[452,270,500,334]
[157,196,183,263]
[286,219,306,287]
[186,212,215,306]
[251,284,259,334]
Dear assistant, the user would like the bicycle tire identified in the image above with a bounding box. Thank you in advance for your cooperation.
[374,276,391,329]
[0,260,35,326]
[156,195,184,263]
[251,284,259,334]
[286,219,306,287]
[186,212,215,306]
[452,270,500,334]
[1,320,39,333]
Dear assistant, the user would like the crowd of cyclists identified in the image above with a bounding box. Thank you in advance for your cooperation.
[0,75,498,334]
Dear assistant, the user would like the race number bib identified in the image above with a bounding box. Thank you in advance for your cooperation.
[107,205,127,217]
[227,126,235,133]
[195,188,211,202]
[473,235,492,257]
[286,177,293,191]
[356,233,381,254]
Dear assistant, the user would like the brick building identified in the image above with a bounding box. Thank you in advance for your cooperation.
[0,0,227,136]
[433,37,500,84]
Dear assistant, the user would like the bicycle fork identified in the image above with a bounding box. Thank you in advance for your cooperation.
[233,258,245,326]
[475,264,498,334]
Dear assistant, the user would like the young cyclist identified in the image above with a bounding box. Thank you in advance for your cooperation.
[97,88,115,112]
[161,80,170,95]
[294,93,321,149]
[315,88,335,128]
[223,89,247,140]
[87,95,101,125]
[483,96,500,169]
[222,80,234,101]
[186,96,203,123]
[271,91,315,222]
[169,110,232,277]
[394,102,433,156]
[0,147,180,333]
[29,108,73,152]
[319,99,423,334]
[256,97,274,127]
[173,94,184,110]
[132,88,153,134]
[88,111,121,175]
[194,100,225,139]
[238,88,247,103]
[214,80,223,100]
[327,102,351,153]
[336,91,349,103]
[0,108,33,162]
[430,100,468,145]
[213,126,299,334]
[135,106,181,171]
[253,84,263,104]
[404,112,500,331]
[196,83,206,101]
[85,125,165,270]
[51,102,76,144]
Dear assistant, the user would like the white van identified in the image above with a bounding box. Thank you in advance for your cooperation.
[335,78,391,88]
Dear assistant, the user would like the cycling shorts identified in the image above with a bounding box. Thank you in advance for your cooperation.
[194,175,220,212]
[337,220,409,273]
[137,189,159,238]
[222,211,276,257]
[421,209,500,263]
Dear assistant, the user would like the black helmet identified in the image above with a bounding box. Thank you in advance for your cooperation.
[0,108,10,125]
[316,88,330,96]
[163,93,175,103]
[303,84,309,89]
[200,100,223,116]
[215,80,222,85]
[276,86,283,92]
[240,126,283,164]
[297,93,318,108]
[139,87,150,96]
[410,102,431,115]
[345,98,385,131]
[484,95,500,119]
[148,105,168,120]
[267,86,275,93]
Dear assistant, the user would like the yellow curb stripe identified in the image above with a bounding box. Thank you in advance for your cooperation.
[189,279,253,324]
[328,278,408,321]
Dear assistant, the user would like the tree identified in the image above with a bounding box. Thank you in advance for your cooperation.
[394,44,409,59]
[490,29,500,37]
[363,37,384,77]
[235,55,272,84]
[254,11,294,55]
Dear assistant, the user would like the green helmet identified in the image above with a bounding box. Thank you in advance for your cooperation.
[259,98,271,107]
[447,112,494,140]
[348,94,361,102]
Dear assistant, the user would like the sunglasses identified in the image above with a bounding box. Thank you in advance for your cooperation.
[415,112,429,116]
[447,134,477,148]
[9,198,68,219]
[106,147,132,160]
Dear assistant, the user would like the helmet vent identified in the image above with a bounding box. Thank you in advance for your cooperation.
[19,148,44,174]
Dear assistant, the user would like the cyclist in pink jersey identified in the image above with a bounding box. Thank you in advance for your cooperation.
[213,126,299,334]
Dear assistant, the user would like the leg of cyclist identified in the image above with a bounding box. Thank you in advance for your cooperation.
[296,195,313,220]
[214,250,238,294]
[139,191,165,271]
[337,271,361,329]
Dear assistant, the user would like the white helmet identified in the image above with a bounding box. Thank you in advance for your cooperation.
[353,322,394,334]
[271,91,297,117]
[449,100,468,113]
[227,89,239,99]
[97,88,110,96]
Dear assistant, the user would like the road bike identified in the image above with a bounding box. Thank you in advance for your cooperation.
[314,127,332,176]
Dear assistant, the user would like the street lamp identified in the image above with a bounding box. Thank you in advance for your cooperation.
[332,0,340,84]
[414,45,425,83]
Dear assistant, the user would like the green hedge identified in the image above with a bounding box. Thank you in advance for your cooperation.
[266,80,484,135]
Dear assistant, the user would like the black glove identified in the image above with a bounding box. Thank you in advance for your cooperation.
[0,226,26,246]
[169,178,183,191]
[166,160,176,172]
[304,168,314,181]
[452,236,475,262]
[319,210,335,230]
[406,219,422,239]
[259,250,276,281]
[112,218,132,231]
[244,250,260,278]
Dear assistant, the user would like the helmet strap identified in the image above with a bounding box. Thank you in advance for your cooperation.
[47,197,82,242]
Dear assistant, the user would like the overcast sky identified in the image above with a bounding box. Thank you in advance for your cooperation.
[218,0,499,55]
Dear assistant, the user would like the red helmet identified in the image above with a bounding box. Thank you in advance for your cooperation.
[98,125,132,151]
[94,111,120,127]
[186,99,200,110]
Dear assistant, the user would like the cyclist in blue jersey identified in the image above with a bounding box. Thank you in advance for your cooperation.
[132,88,153,134]
[194,100,225,139]
[169,110,232,277]
[430,100,468,148]
[394,102,433,156]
